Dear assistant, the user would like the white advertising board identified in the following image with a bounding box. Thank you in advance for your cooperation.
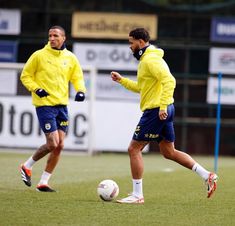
[70,73,139,101]
[0,9,21,35]
[0,68,138,100]
[0,96,141,151]
[0,69,17,95]
[209,47,235,75]
[73,43,138,70]
[207,77,235,105]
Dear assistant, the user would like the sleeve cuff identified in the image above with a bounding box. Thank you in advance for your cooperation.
[160,105,167,111]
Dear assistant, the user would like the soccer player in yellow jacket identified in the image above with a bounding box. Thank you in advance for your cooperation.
[20,25,86,192]
[111,28,218,203]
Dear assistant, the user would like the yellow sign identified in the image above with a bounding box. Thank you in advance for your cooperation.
[72,12,157,40]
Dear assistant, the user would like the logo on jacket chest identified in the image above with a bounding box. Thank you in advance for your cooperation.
[62,60,68,67]
[46,59,69,68]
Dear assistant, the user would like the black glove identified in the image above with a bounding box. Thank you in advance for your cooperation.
[35,89,49,98]
[75,91,85,102]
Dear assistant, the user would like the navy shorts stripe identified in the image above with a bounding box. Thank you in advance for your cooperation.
[132,104,175,142]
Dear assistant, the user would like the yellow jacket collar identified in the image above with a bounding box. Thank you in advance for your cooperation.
[44,42,65,56]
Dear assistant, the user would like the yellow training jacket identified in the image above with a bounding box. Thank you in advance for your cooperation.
[20,43,86,107]
[120,45,176,111]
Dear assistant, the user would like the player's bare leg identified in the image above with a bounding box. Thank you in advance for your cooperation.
[36,130,65,192]
[159,140,195,169]
[159,140,218,198]
[44,130,65,173]
[30,131,60,162]
[128,140,148,179]
[20,132,57,187]
[117,140,147,204]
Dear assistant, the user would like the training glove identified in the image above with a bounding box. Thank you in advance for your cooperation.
[75,91,85,102]
[35,89,49,98]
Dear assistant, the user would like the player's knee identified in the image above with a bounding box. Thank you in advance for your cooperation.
[128,146,140,157]
[47,139,64,152]
[57,142,64,151]
[160,148,175,160]
[47,142,57,152]
[159,141,176,160]
[128,145,135,153]
[162,151,173,160]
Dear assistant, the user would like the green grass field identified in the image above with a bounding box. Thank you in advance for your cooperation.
[0,151,234,226]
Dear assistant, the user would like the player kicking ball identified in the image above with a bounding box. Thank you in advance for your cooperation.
[111,28,218,204]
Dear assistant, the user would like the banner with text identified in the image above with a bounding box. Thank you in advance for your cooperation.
[207,77,235,105]
[73,43,138,70]
[211,17,235,43]
[0,96,141,151]
[72,12,157,40]
[0,40,18,62]
[209,47,235,75]
[0,9,21,35]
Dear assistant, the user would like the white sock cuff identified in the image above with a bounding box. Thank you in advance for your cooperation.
[24,156,36,169]
[38,171,52,185]
[42,171,52,177]
[133,179,142,184]
[132,179,143,198]
[192,163,199,171]
[192,162,210,180]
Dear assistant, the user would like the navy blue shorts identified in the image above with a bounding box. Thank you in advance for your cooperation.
[132,104,175,143]
[36,105,69,133]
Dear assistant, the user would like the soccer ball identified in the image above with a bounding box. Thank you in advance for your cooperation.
[97,179,119,201]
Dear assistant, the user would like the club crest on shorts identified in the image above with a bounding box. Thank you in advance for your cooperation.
[45,123,51,130]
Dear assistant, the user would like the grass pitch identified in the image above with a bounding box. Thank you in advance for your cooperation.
[0,151,234,226]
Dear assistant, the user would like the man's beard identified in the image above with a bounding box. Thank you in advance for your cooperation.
[133,45,149,60]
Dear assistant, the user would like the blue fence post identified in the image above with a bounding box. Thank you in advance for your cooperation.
[214,72,222,173]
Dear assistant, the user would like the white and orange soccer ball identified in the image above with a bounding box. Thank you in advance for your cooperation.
[97,179,119,201]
